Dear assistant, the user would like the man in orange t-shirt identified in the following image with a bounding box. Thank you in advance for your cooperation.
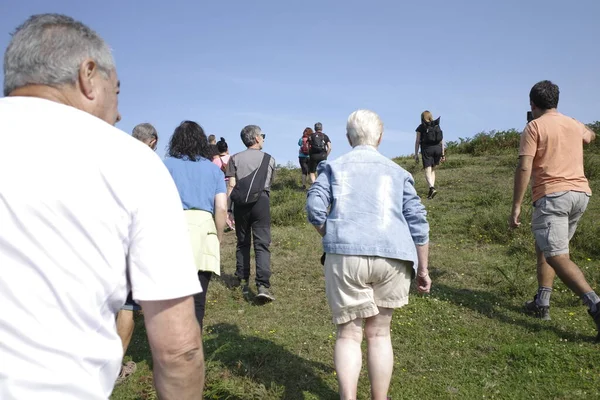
[510,80,599,339]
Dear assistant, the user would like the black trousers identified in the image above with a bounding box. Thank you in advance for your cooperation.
[193,271,212,331]
[233,192,272,288]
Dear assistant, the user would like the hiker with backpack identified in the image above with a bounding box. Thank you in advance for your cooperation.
[298,127,313,189]
[415,110,445,199]
[308,122,332,184]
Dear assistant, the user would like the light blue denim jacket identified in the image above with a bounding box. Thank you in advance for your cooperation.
[306,145,429,273]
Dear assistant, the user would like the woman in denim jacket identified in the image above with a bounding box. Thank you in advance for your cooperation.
[306,109,432,400]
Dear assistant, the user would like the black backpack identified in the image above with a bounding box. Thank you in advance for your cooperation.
[309,132,326,154]
[422,117,443,146]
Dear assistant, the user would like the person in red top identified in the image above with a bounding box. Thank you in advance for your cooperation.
[298,127,313,189]
[510,80,599,339]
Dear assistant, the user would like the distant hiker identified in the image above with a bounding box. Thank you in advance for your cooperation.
[207,134,218,158]
[212,137,235,231]
[308,122,332,184]
[226,125,276,302]
[212,137,231,175]
[115,122,160,385]
[511,80,600,338]
[415,110,445,199]
[164,121,227,330]
[307,109,431,400]
[0,14,204,399]
[298,127,313,189]
[132,122,158,151]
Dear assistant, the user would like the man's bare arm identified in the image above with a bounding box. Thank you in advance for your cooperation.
[510,155,534,228]
[583,125,596,144]
[140,296,204,400]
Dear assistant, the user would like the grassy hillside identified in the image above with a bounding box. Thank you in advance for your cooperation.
[111,142,600,399]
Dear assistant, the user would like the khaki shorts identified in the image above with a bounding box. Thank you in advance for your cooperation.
[323,254,412,325]
[532,191,591,258]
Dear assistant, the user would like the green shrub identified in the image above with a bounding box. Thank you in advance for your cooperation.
[584,121,600,154]
[270,188,307,227]
[446,130,521,156]
[584,153,600,180]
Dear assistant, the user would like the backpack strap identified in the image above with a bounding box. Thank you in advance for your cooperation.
[247,154,271,200]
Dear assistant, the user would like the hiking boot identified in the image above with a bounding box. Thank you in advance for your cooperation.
[256,285,275,302]
[524,295,551,321]
[587,302,600,342]
[241,280,250,297]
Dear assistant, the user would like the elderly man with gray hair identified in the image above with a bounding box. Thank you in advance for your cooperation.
[132,122,159,151]
[0,14,204,400]
[306,109,431,400]
[225,125,277,302]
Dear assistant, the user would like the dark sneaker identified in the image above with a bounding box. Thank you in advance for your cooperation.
[587,302,600,342]
[427,187,437,199]
[524,295,550,321]
[241,280,250,296]
[256,285,275,302]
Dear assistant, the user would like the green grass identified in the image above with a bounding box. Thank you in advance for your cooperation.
[111,152,600,400]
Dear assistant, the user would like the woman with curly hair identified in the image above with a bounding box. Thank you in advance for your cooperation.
[163,120,227,330]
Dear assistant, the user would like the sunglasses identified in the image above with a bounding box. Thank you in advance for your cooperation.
[261,133,266,139]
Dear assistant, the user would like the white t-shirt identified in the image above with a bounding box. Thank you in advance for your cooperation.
[0,97,202,400]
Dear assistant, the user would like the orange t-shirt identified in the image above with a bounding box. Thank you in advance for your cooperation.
[519,110,592,202]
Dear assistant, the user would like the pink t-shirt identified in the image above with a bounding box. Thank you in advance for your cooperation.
[213,154,231,180]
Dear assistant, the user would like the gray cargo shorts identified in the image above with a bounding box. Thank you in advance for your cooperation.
[531,191,591,258]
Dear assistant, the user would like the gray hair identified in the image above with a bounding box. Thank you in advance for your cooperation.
[132,123,158,143]
[346,109,383,147]
[314,122,323,132]
[240,125,262,147]
[3,14,115,96]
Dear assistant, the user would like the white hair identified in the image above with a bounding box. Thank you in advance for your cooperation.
[3,14,115,96]
[346,109,383,147]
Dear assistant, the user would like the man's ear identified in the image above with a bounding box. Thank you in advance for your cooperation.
[346,133,352,147]
[377,132,383,146]
[78,59,99,100]
[150,139,158,151]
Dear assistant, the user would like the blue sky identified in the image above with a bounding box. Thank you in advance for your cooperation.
[1,0,599,165]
